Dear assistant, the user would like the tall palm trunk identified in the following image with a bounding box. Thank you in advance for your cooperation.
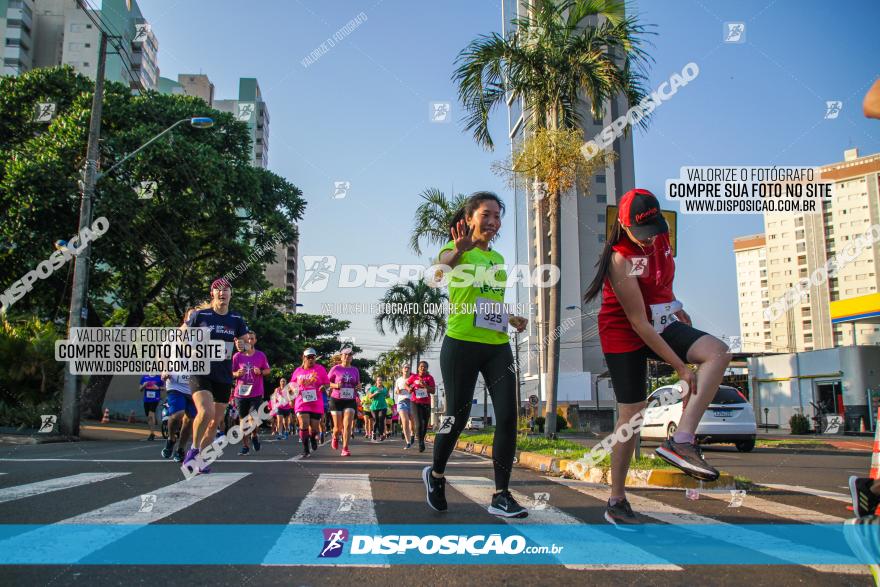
[545,194,562,438]
[544,106,562,438]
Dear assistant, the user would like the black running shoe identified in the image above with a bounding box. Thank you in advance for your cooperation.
[252,435,261,452]
[418,441,426,453]
[239,446,249,456]
[147,433,155,441]
[488,490,528,519]
[172,449,184,463]
[422,466,447,512]
[310,436,318,451]
[656,439,720,481]
[849,476,880,519]
[161,439,174,459]
[301,450,311,459]
[604,498,641,529]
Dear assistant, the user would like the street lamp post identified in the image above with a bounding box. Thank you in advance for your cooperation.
[60,116,214,437]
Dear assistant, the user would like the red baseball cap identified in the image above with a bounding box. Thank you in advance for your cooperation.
[618,188,668,241]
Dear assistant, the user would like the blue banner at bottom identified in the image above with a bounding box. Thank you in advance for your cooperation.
[0,523,876,565]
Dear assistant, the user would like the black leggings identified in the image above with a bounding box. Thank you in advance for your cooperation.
[433,336,517,490]
[413,403,431,443]
[372,409,387,435]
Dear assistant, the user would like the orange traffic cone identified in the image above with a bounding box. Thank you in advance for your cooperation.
[101,408,110,424]
[128,410,136,424]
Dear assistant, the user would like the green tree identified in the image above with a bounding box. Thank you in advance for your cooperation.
[375,279,447,366]
[409,187,468,256]
[453,0,652,437]
[0,67,306,418]
[0,317,64,429]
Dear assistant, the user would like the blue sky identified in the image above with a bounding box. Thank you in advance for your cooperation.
[138,0,880,361]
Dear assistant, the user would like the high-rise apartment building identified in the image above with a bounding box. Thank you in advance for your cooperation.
[1,0,159,91]
[734,148,880,352]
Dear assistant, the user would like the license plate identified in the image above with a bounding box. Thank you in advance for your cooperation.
[713,409,732,418]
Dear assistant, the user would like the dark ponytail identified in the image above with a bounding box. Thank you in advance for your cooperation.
[448,191,506,239]
[583,221,622,303]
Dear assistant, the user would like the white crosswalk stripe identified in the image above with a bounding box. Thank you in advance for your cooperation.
[263,473,387,567]
[758,484,851,504]
[700,489,846,524]
[0,472,129,504]
[0,473,250,563]
[447,476,683,571]
[550,478,868,576]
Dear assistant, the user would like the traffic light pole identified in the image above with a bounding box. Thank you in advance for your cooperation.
[60,31,107,437]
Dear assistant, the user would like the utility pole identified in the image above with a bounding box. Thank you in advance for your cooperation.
[60,31,107,437]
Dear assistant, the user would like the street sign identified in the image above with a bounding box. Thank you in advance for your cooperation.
[528,394,538,406]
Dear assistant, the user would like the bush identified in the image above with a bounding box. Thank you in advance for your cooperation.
[0,318,64,429]
[789,413,810,435]
[556,413,568,431]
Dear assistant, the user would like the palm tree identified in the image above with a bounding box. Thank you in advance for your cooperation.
[453,0,652,437]
[409,188,469,256]
[375,279,448,367]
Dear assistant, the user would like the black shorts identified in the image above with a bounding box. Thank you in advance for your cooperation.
[190,376,233,404]
[277,407,292,416]
[329,398,357,412]
[604,321,709,405]
[296,411,322,420]
[362,411,373,420]
[143,401,159,416]
[235,397,264,419]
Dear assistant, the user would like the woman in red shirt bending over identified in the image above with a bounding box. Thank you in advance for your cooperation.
[583,188,732,527]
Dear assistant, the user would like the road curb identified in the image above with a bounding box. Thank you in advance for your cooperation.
[0,434,79,445]
[432,437,736,489]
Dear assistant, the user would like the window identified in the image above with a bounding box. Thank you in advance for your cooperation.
[83,61,90,67]
[597,234,605,243]
[596,175,605,184]
[70,23,82,32]
[596,194,606,204]
[795,217,804,227]
[597,214,605,224]
[796,230,804,240]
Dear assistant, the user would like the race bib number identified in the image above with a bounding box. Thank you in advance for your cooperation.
[301,388,317,403]
[238,384,253,397]
[650,301,682,334]
[340,387,354,399]
[179,374,190,384]
[415,388,429,399]
[145,390,157,399]
[473,297,508,333]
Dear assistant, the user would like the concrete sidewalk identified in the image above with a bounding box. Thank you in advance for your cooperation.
[80,420,157,441]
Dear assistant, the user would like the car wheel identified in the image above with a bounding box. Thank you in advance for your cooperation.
[735,439,755,452]
[666,422,677,440]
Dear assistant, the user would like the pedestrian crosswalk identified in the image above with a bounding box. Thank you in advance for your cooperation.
[0,467,871,574]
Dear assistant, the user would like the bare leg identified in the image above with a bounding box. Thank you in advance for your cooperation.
[677,336,732,435]
[191,391,215,450]
[610,401,646,501]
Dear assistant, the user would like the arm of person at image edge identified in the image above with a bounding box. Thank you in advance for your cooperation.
[438,218,528,332]
[864,79,880,120]
[608,251,696,395]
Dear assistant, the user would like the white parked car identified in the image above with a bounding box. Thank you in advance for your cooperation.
[641,385,757,452]
[466,417,485,430]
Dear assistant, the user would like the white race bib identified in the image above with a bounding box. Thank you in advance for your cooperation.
[415,388,428,399]
[238,384,254,397]
[301,388,317,403]
[145,390,157,399]
[473,297,508,332]
[650,301,682,334]
[340,387,354,399]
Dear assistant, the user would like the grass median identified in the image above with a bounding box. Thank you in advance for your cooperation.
[430,427,677,470]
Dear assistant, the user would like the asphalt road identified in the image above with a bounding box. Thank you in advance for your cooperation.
[0,432,875,586]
